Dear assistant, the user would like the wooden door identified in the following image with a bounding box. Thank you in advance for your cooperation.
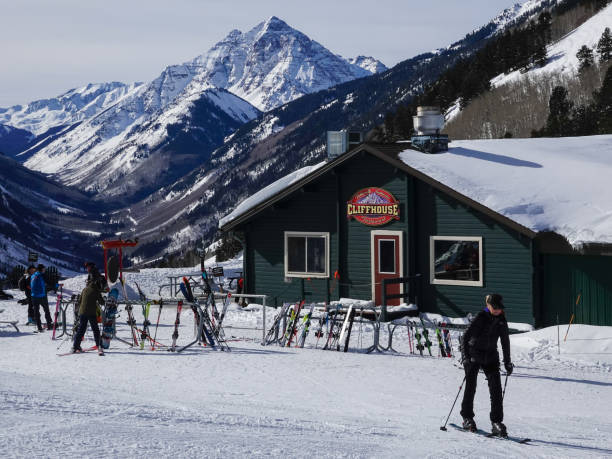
[371,231,403,306]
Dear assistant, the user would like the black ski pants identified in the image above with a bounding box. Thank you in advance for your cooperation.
[73,314,101,349]
[27,294,35,321]
[33,296,52,329]
[460,361,503,423]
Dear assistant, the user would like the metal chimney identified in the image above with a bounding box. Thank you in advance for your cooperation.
[413,106,445,135]
[410,106,449,153]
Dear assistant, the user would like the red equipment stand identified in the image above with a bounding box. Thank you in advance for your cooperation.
[101,239,138,282]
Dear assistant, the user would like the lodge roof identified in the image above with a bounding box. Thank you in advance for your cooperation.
[220,135,612,248]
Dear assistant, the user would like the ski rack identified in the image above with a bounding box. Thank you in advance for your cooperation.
[177,293,231,353]
[53,295,79,339]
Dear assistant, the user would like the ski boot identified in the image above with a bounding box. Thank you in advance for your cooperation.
[491,422,507,438]
[462,417,477,432]
[98,348,105,356]
[72,346,83,354]
[26,318,36,326]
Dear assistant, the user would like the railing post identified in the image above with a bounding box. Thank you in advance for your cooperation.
[262,296,267,346]
[381,278,388,322]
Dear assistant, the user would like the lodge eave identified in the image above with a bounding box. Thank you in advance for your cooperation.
[220,143,538,240]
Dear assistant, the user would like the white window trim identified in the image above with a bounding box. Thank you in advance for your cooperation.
[370,230,404,303]
[429,235,483,287]
[284,231,330,278]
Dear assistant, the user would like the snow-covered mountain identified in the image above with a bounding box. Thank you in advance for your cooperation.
[492,2,612,87]
[191,16,385,111]
[19,16,384,200]
[348,56,388,75]
[0,82,140,136]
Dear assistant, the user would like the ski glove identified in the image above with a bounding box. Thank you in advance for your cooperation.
[504,362,514,375]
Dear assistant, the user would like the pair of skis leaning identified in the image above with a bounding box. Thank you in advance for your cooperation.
[172,275,230,352]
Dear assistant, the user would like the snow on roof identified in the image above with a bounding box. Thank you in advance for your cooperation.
[219,161,327,227]
[399,135,612,247]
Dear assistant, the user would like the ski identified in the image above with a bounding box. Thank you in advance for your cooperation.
[140,301,151,350]
[297,303,315,348]
[434,321,447,357]
[314,307,329,349]
[419,317,433,356]
[341,306,356,353]
[151,299,163,351]
[337,305,354,351]
[170,300,183,352]
[414,326,424,356]
[51,284,63,340]
[285,300,305,347]
[57,345,98,356]
[448,423,531,444]
[442,323,453,357]
[323,305,341,351]
[265,302,291,345]
[120,278,139,347]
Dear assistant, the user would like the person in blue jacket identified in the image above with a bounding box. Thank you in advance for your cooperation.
[31,264,52,332]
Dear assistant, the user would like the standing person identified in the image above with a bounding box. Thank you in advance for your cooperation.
[85,261,107,290]
[31,264,53,332]
[460,293,514,437]
[73,281,104,355]
[19,265,36,325]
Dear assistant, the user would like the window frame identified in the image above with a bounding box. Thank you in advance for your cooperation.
[284,231,330,278]
[377,238,397,274]
[429,236,483,287]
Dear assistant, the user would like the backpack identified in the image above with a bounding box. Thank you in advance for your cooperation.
[18,275,27,291]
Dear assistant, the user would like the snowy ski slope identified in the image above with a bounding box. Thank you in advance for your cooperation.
[1,266,611,458]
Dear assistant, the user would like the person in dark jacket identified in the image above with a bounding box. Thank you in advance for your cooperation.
[31,264,52,332]
[73,282,104,355]
[460,293,514,437]
[85,261,107,291]
[20,265,36,325]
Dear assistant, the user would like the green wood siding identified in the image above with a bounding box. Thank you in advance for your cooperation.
[415,183,534,325]
[539,254,612,327]
[245,173,339,305]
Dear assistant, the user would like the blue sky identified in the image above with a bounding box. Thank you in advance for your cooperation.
[0,0,518,106]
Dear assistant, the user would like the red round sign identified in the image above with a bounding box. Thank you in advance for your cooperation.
[347,188,400,226]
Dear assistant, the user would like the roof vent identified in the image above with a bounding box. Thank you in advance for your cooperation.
[411,106,449,153]
[413,106,444,135]
[327,130,362,160]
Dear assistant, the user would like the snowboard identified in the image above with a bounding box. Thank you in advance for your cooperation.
[100,288,119,349]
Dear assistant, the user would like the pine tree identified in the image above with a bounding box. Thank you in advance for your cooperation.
[596,27,612,62]
[595,65,612,134]
[576,45,595,72]
[545,86,574,136]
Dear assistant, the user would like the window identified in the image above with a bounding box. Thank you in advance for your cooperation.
[430,236,483,287]
[284,232,329,278]
[378,239,396,274]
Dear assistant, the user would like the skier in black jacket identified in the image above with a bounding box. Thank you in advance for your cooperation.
[460,293,513,437]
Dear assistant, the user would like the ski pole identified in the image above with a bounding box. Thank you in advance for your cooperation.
[440,375,467,431]
[502,372,510,401]
[564,293,581,342]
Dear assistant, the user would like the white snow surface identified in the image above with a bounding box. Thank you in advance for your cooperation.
[219,161,326,227]
[492,3,612,88]
[399,135,612,246]
[1,263,611,457]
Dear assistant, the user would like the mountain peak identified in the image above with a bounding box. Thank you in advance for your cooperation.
[261,16,292,32]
